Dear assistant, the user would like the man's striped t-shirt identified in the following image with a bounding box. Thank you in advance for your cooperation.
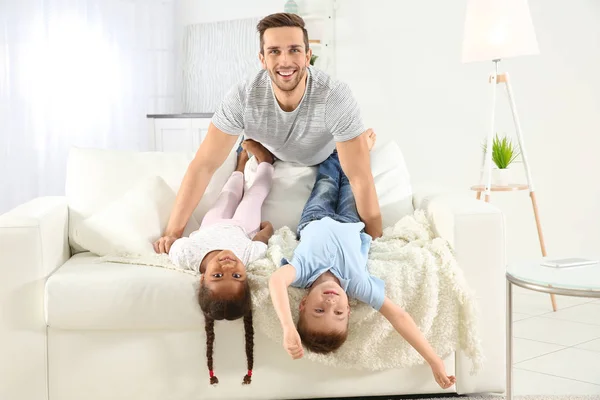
[211,66,365,167]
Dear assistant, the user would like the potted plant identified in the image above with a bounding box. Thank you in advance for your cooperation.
[481,133,521,186]
[310,54,318,66]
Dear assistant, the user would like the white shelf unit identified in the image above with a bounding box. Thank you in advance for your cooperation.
[147,115,212,153]
[301,14,325,21]
[299,0,337,77]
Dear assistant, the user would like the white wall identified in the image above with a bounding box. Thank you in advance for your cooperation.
[173,0,283,111]
[334,0,600,263]
[175,0,600,263]
[176,0,281,26]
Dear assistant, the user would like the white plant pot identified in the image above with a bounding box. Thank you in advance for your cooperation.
[492,168,511,187]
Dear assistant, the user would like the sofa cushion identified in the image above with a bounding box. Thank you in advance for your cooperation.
[45,252,204,330]
[250,140,414,234]
[65,145,238,254]
[71,176,198,257]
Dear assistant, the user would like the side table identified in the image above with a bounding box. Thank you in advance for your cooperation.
[505,260,600,400]
[471,183,557,311]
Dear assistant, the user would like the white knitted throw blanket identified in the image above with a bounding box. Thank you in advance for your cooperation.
[97,210,483,374]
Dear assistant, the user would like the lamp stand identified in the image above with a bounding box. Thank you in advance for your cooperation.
[478,60,557,312]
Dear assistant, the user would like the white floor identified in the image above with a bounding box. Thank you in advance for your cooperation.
[511,286,600,395]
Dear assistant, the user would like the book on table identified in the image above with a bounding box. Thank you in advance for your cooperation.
[541,258,599,269]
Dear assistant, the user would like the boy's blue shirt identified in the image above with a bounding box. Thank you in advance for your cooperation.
[281,217,385,310]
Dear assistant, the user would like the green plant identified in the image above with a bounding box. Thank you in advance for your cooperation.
[310,54,318,66]
[482,133,521,169]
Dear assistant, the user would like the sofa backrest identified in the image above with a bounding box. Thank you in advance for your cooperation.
[65,141,413,254]
[65,147,237,253]
[252,141,415,237]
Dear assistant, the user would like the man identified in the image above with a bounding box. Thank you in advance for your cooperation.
[154,12,382,253]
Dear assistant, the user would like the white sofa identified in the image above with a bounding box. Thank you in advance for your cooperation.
[0,142,507,400]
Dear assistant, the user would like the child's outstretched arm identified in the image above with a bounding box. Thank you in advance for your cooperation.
[268,265,304,360]
[379,297,456,389]
[252,221,274,244]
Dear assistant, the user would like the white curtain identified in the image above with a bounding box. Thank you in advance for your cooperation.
[0,0,176,213]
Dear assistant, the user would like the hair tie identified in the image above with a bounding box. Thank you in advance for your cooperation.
[209,370,214,378]
[247,369,252,377]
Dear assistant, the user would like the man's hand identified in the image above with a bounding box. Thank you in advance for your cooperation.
[153,235,179,254]
[363,216,383,239]
[283,326,304,359]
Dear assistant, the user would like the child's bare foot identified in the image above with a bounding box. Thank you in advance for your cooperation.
[236,149,249,172]
[366,128,377,151]
[242,139,274,164]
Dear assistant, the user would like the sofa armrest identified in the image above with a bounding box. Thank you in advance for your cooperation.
[413,187,506,394]
[0,196,70,400]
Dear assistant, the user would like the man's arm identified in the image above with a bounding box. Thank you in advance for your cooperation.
[252,221,274,245]
[324,81,382,238]
[336,132,383,238]
[154,123,238,253]
[268,264,304,359]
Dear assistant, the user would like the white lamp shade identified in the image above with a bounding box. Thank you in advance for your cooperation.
[462,0,539,63]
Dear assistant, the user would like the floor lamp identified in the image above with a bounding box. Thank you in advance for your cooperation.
[461,0,557,312]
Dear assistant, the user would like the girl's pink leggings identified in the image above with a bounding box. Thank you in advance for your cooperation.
[200,162,274,236]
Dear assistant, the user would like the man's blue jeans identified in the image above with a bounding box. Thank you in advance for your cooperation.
[297,151,360,237]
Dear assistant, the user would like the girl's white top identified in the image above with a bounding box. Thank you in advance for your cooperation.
[168,222,267,273]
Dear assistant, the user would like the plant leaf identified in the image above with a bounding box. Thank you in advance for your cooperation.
[482,133,520,169]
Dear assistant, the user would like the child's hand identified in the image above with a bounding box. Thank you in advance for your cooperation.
[430,359,456,389]
[283,326,304,360]
[260,221,273,235]
[253,221,274,245]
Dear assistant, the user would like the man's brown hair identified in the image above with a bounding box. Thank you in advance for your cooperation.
[256,12,310,54]
[296,311,348,354]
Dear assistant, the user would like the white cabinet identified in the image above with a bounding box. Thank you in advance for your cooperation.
[302,0,337,77]
[147,114,213,152]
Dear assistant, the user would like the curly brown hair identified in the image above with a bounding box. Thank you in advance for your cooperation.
[256,12,310,55]
[198,282,254,385]
[296,310,348,354]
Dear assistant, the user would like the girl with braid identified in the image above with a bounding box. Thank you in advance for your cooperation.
[168,139,276,385]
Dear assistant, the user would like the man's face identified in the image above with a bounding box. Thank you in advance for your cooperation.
[299,280,350,334]
[201,250,246,296]
[259,26,311,92]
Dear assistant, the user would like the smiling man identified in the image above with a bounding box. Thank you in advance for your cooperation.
[154,12,382,254]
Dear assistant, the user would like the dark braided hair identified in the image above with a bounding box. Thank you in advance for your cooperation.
[199,281,254,385]
[204,317,218,384]
[243,312,254,384]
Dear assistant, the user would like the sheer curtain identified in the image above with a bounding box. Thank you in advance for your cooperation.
[0,0,176,213]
